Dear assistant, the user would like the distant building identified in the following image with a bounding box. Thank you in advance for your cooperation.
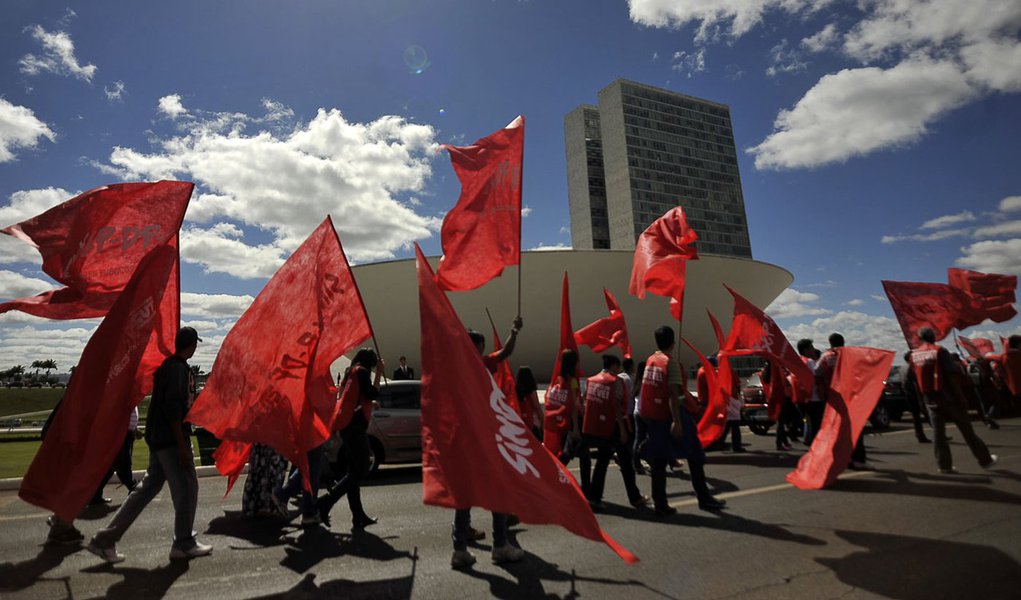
[565,79,753,258]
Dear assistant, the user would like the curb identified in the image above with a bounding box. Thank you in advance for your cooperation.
[0,464,247,492]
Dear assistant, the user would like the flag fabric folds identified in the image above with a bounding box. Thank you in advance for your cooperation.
[958,336,995,360]
[628,206,699,320]
[416,244,637,564]
[187,217,372,493]
[787,347,894,490]
[552,272,582,380]
[683,338,726,447]
[574,288,632,359]
[707,310,726,350]
[947,268,1018,326]
[491,320,520,414]
[19,246,179,521]
[0,181,193,320]
[435,116,524,292]
[882,280,974,348]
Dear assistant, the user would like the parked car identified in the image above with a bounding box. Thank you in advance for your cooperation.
[323,380,422,480]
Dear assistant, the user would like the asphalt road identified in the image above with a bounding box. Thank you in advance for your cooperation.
[1,419,1020,600]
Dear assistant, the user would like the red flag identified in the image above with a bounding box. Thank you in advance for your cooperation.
[882,280,975,348]
[947,268,1018,325]
[19,246,179,521]
[551,272,582,380]
[187,217,373,493]
[416,244,637,564]
[787,347,894,490]
[629,206,699,320]
[574,288,631,359]
[1,181,193,319]
[436,116,524,291]
[763,362,787,422]
[707,310,726,350]
[682,338,727,447]
[958,336,995,360]
[490,320,520,414]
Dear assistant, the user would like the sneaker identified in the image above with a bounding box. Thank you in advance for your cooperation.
[588,499,605,511]
[491,543,525,564]
[451,549,477,570]
[47,525,84,545]
[468,526,486,541]
[301,514,322,526]
[981,455,999,469]
[698,496,727,511]
[318,502,332,528]
[938,466,958,474]
[629,494,651,508]
[654,505,677,517]
[88,496,112,506]
[86,540,125,564]
[169,541,213,560]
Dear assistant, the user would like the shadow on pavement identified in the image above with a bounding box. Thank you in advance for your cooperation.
[363,466,423,488]
[0,543,80,593]
[254,549,417,600]
[830,470,1021,505]
[462,552,679,600]
[279,527,414,574]
[817,530,1021,600]
[205,510,292,549]
[80,559,189,600]
[705,451,802,469]
[76,502,120,521]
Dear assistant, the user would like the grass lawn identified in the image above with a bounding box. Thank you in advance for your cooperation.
[0,388,65,417]
[0,437,203,479]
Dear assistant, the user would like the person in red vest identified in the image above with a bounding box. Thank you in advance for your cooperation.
[450,317,525,570]
[910,327,998,474]
[580,354,649,510]
[816,333,871,469]
[996,335,1021,414]
[543,349,581,461]
[900,352,932,444]
[639,326,726,516]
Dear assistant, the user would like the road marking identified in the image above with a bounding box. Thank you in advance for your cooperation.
[669,468,877,508]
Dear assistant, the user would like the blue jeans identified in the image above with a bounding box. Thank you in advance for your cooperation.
[277,445,323,517]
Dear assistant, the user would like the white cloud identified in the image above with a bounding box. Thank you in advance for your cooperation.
[0,270,54,300]
[671,48,707,76]
[920,210,976,230]
[99,101,441,272]
[765,39,808,77]
[627,0,830,43]
[157,94,188,119]
[870,294,886,302]
[846,298,864,306]
[972,220,1021,239]
[105,81,126,102]
[521,205,532,218]
[749,57,975,170]
[956,238,1021,275]
[783,310,908,355]
[529,243,572,252]
[0,188,73,265]
[999,196,1021,212]
[0,98,56,163]
[881,228,971,244]
[19,25,97,82]
[766,288,832,319]
[0,324,97,370]
[181,292,254,319]
[802,23,839,53]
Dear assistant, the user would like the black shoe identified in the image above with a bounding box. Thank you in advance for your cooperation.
[654,505,677,517]
[317,502,332,528]
[89,497,112,506]
[352,515,377,529]
[733,447,747,453]
[506,515,521,527]
[917,436,931,444]
[698,496,727,511]
[588,500,605,512]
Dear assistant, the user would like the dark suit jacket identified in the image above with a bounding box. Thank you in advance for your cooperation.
[392,366,415,380]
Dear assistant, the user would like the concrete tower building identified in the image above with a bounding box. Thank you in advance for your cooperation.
[566,79,753,258]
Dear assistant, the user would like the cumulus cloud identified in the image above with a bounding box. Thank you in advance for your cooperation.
[956,238,1021,275]
[628,0,830,44]
[749,57,975,169]
[157,94,188,119]
[0,98,56,163]
[846,298,865,306]
[181,292,255,319]
[105,81,126,102]
[972,220,1021,239]
[529,243,572,252]
[19,24,97,82]
[0,270,54,300]
[881,228,971,244]
[802,23,839,53]
[999,196,1021,212]
[783,310,907,354]
[98,100,441,273]
[765,39,808,77]
[0,323,97,370]
[766,288,832,319]
[920,210,976,230]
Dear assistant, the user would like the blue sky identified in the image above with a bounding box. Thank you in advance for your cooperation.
[1,1,1019,370]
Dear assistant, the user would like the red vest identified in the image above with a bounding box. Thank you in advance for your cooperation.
[909,343,943,395]
[1002,350,1021,396]
[639,353,673,421]
[696,367,709,409]
[543,376,574,434]
[582,371,619,438]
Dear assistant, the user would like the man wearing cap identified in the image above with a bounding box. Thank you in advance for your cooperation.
[87,327,213,563]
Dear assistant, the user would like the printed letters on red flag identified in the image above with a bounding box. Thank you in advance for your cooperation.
[574,288,632,358]
[19,246,178,521]
[882,280,974,348]
[416,245,637,563]
[436,116,523,291]
[629,206,699,321]
[187,217,372,493]
[0,181,193,319]
[787,347,894,490]
[947,268,1018,325]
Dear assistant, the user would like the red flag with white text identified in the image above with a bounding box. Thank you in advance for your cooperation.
[787,347,894,490]
[958,336,996,360]
[19,246,179,521]
[574,288,632,358]
[436,116,523,291]
[947,268,1017,325]
[187,217,372,493]
[629,206,699,320]
[416,245,637,563]
[882,280,975,348]
[0,181,192,319]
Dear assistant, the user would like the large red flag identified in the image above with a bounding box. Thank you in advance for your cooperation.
[551,272,582,380]
[574,288,631,359]
[19,246,179,521]
[682,338,727,447]
[958,336,996,360]
[490,319,520,414]
[1,181,193,319]
[435,116,524,292]
[416,244,637,564]
[629,206,699,320]
[787,347,894,490]
[882,280,975,348]
[187,217,373,493]
[947,268,1018,325]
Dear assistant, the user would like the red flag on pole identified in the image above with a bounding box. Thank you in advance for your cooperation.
[882,280,975,348]
[574,288,632,359]
[416,244,637,564]
[947,268,1018,325]
[787,347,894,490]
[187,217,373,493]
[436,116,524,292]
[682,338,727,447]
[0,181,193,319]
[551,272,582,380]
[19,246,179,521]
[958,336,996,360]
[628,206,699,320]
[490,320,520,414]
[707,310,726,350]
